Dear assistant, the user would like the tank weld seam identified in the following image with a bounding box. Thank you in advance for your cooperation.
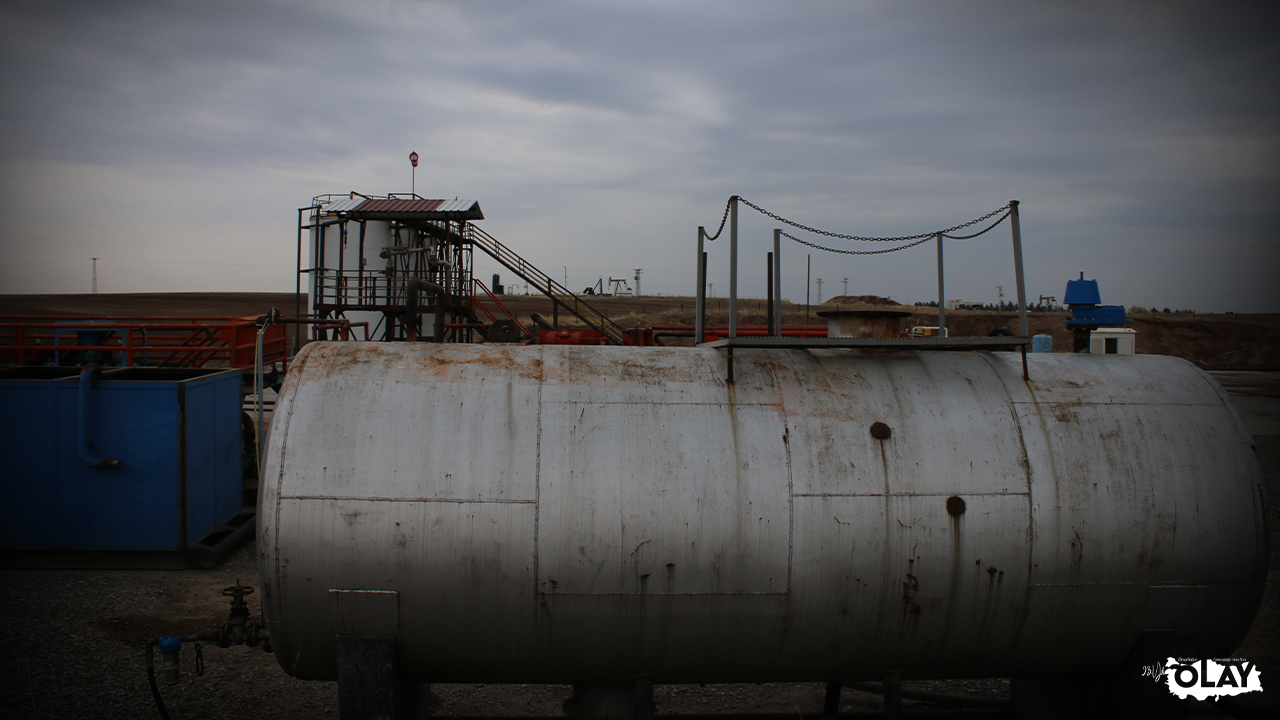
[541,400,777,406]
[975,351,1037,657]
[1030,581,1221,588]
[1009,400,1219,407]
[532,591,790,597]
[279,494,535,504]
[271,344,311,604]
[788,486,1029,491]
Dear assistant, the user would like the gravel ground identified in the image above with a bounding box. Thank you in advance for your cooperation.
[2,375,1275,719]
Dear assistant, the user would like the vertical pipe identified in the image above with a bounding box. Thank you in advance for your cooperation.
[773,229,782,337]
[338,221,346,294]
[316,222,327,341]
[1010,200,1029,337]
[256,323,266,478]
[695,228,706,344]
[728,196,738,338]
[77,365,120,468]
[936,231,946,335]
[358,221,367,304]
[295,208,303,355]
[766,251,774,336]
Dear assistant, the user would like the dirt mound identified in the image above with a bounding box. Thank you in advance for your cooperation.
[822,294,899,307]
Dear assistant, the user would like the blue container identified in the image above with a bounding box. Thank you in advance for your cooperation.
[0,366,247,566]
[1032,334,1054,353]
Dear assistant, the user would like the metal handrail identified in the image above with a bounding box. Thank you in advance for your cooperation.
[466,225,625,344]
[470,278,533,339]
[0,317,288,370]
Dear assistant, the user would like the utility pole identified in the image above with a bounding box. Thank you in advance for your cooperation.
[634,268,642,297]
[709,283,714,298]
[816,278,823,304]
[92,258,98,294]
[997,285,1005,310]
[563,266,568,290]
[842,278,848,296]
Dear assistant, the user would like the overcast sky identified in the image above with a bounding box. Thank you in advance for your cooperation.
[1,1,1277,312]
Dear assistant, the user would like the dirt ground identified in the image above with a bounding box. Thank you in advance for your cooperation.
[4,292,1275,370]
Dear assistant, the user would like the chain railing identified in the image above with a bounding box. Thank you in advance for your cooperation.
[738,198,1011,244]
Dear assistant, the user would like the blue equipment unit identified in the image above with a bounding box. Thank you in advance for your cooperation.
[1063,276,1102,306]
[0,365,251,568]
[1064,272,1126,328]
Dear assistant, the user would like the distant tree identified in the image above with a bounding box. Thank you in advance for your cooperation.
[1163,307,1171,313]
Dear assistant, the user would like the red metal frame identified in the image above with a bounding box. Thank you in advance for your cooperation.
[469,279,533,339]
[0,316,289,370]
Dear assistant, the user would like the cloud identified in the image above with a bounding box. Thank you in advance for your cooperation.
[0,0,1276,310]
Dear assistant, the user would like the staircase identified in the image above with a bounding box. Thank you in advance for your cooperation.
[465,225,626,344]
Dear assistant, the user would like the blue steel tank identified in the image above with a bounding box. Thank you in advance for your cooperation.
[258,343,1267,683]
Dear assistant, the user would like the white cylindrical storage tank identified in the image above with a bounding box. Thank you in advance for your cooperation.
[259,343,1267,684]
[309,202,398,338]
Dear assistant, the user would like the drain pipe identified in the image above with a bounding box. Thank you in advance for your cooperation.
[78,364,121,468]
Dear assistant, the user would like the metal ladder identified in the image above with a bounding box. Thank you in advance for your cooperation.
[465,225,626,344]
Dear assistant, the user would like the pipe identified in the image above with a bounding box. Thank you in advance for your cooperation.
[256,324,266,478]
[766,251,774,336]
[695,228,706,345]
[78,364,121,468]
[728,196,738,338]
[1009,200,1028,338]
[936,231,946,335]
[145,639,172,720]
[406,278,447,342]
[773,229,782,338]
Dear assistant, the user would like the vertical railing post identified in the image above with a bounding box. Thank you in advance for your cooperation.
[728,196,738,338]
[773,229,782,338]
[696,227,706,344]
[295,207,304,355]
[936,231,946,335]
[1009,201,1029,338]
[255,322,266,479]
[766,251,774,336]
